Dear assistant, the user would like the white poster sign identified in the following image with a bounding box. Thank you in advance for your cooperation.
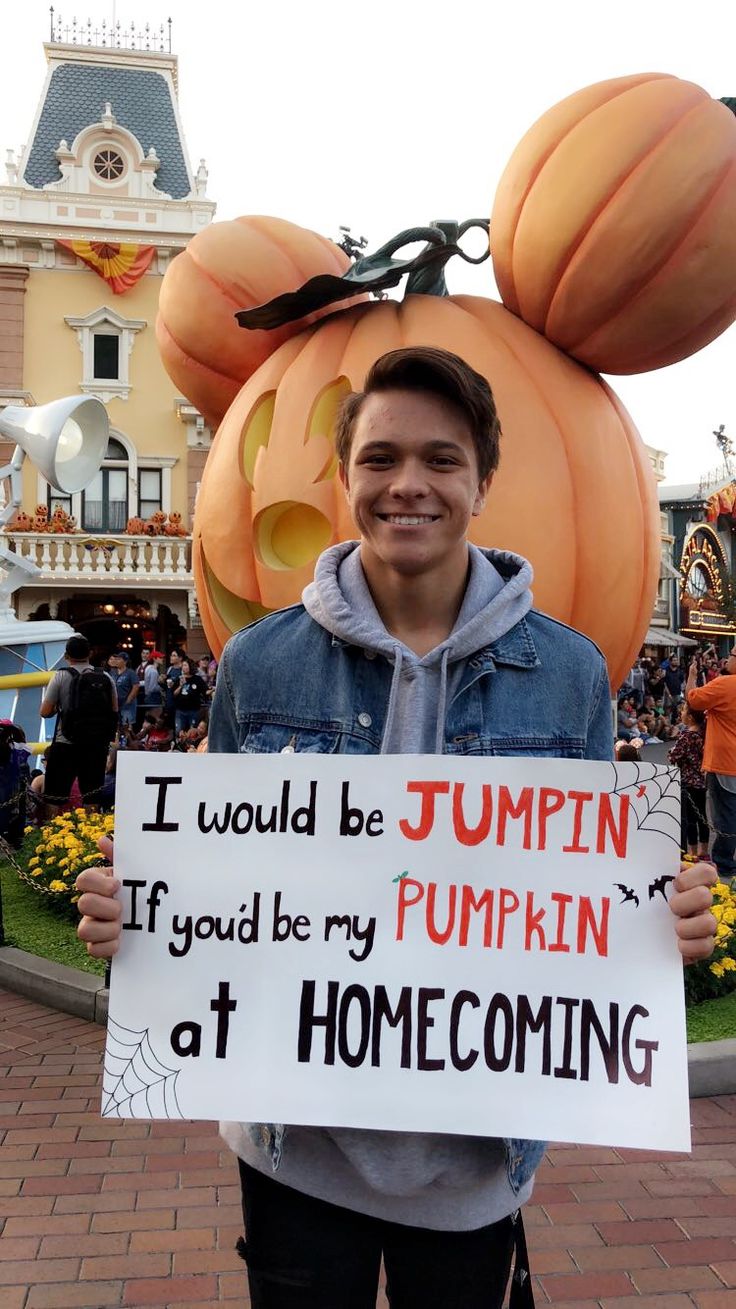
[105,752,690,1151]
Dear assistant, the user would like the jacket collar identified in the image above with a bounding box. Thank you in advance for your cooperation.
[482,616,540,670]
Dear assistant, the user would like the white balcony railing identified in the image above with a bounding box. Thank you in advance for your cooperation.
[3,531,192,586]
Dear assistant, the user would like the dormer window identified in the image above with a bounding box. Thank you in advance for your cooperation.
[93,147,126,181]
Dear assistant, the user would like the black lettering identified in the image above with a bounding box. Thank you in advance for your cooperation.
[365,809,384,836]
[231,803,253,834]
[483,993,514,1071]
[622,1005,659,1086]
[122,878,146,931]
[449,990,480,1071]
[143,776,182,831]
[417,988,445,1071]
[168,914,193,958]
[580,1000,619,1083]
[337,985,371,1067]
[210,981,237,1058]
[553,996,579,1079]
[198,800,232,833]
[515,994,552,1075]
[371,986,413,1068]
[170,1021,201,1057]
[339,780,365,835]
[146,880,168,933]
[292,781,317,835]
[297,980,338,1064]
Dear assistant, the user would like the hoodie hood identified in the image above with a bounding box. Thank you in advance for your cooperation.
[302,541,533,753]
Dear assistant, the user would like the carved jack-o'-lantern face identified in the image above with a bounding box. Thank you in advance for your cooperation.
[193,296,660,688]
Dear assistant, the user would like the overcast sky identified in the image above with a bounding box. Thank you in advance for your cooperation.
[2,0,735,486]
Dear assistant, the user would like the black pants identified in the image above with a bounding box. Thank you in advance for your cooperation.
[237,1161,532,1309]
[681,784,709,849]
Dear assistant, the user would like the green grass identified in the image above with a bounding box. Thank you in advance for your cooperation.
[0,857,105,976]
[686,991,736,1044]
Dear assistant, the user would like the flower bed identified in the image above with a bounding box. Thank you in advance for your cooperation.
[19,808,114,915]
[683,879,736,1004]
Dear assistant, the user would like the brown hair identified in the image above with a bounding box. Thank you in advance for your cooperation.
[335,346,502,481]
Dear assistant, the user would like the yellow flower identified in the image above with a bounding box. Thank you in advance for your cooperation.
[49,880,68,892]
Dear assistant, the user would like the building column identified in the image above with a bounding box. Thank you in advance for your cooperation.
[0,266,30,468]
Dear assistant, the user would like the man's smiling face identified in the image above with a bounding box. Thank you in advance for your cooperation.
[339,388,491,581]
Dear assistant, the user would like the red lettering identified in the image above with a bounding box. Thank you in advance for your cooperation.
[395,877,424,940]
[452,783,492,846]
[399,781,450,841]
[562,790,593,853]
[497,786,533,849]
[497,888,520,948]
[538,788,566,850]
[459,885,494,947]
[577,896,610,957]
[524,891,546,951]
[426,882,457,944]
[596,794,630,859]
[548,891,573,953]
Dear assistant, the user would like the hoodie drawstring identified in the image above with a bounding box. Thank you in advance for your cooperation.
[380,647,403,755]
[434,647,450,754]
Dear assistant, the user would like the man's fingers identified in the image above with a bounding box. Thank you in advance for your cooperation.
[98,835,114,859]
[78,916,121,945]
[679,932,716,962]
[75,867,119,897]
[675,861,717,893]
[670,885,714,918]
[675,912,717,941]
[76,892,122,922]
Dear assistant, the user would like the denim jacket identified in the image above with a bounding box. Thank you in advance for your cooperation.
[209,602,613,1195]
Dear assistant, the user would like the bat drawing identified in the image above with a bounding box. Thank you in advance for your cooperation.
[648,874,675,902]
[614,883,640,908]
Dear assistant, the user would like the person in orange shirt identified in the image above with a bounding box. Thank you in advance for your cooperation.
[686,647,736,885]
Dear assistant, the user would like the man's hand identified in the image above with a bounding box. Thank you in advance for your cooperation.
[76,836,122,959]
[669,860,717,963]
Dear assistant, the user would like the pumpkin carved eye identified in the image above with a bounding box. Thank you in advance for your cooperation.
[245,375,351,571]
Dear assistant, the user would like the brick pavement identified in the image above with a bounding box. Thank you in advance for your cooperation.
[1,986,735,1309]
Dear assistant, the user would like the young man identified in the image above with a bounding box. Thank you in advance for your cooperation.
[108,652,139,730]
[41,635,117,808]
[686,646,736,885]
[77,348,716,1309]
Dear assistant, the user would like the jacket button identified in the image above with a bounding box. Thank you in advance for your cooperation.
[358,712,372,728]
[364,649,377,660]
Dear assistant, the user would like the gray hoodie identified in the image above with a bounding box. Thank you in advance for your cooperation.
[226,540,538,1230]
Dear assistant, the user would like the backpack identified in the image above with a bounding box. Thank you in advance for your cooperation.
[59,668,117,747]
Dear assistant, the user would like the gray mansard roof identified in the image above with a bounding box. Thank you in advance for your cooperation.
[24,63,191,198]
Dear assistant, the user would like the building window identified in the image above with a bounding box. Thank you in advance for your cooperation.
[93,333,120,380]
[65,306,145,402]
[47,489,72,519]
[93,148,125,180]
[82,437,128,533]
[139,468,162,520]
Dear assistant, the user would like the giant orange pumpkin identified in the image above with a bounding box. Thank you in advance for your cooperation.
[156,216,355,427]
[193,292,659,688]
[491,73,736,373]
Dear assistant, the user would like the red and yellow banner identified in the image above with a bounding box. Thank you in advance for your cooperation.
[57,240,156,293]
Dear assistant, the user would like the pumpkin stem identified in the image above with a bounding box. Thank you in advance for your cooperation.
[236,219,490,332]
[720,97,736,116]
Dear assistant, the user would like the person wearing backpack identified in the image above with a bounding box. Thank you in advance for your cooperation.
[40,635,118,810]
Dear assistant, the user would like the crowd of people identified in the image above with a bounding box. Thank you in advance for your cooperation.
[617,644,736,875]
[0,636,218,839]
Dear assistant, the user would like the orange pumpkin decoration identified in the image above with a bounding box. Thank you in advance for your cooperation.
[193,291,659,688]
[156,216,356,428]
[491,73,736,373]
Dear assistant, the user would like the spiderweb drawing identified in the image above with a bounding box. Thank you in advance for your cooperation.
[102,1016,184,1119]
[606,761,681,848]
